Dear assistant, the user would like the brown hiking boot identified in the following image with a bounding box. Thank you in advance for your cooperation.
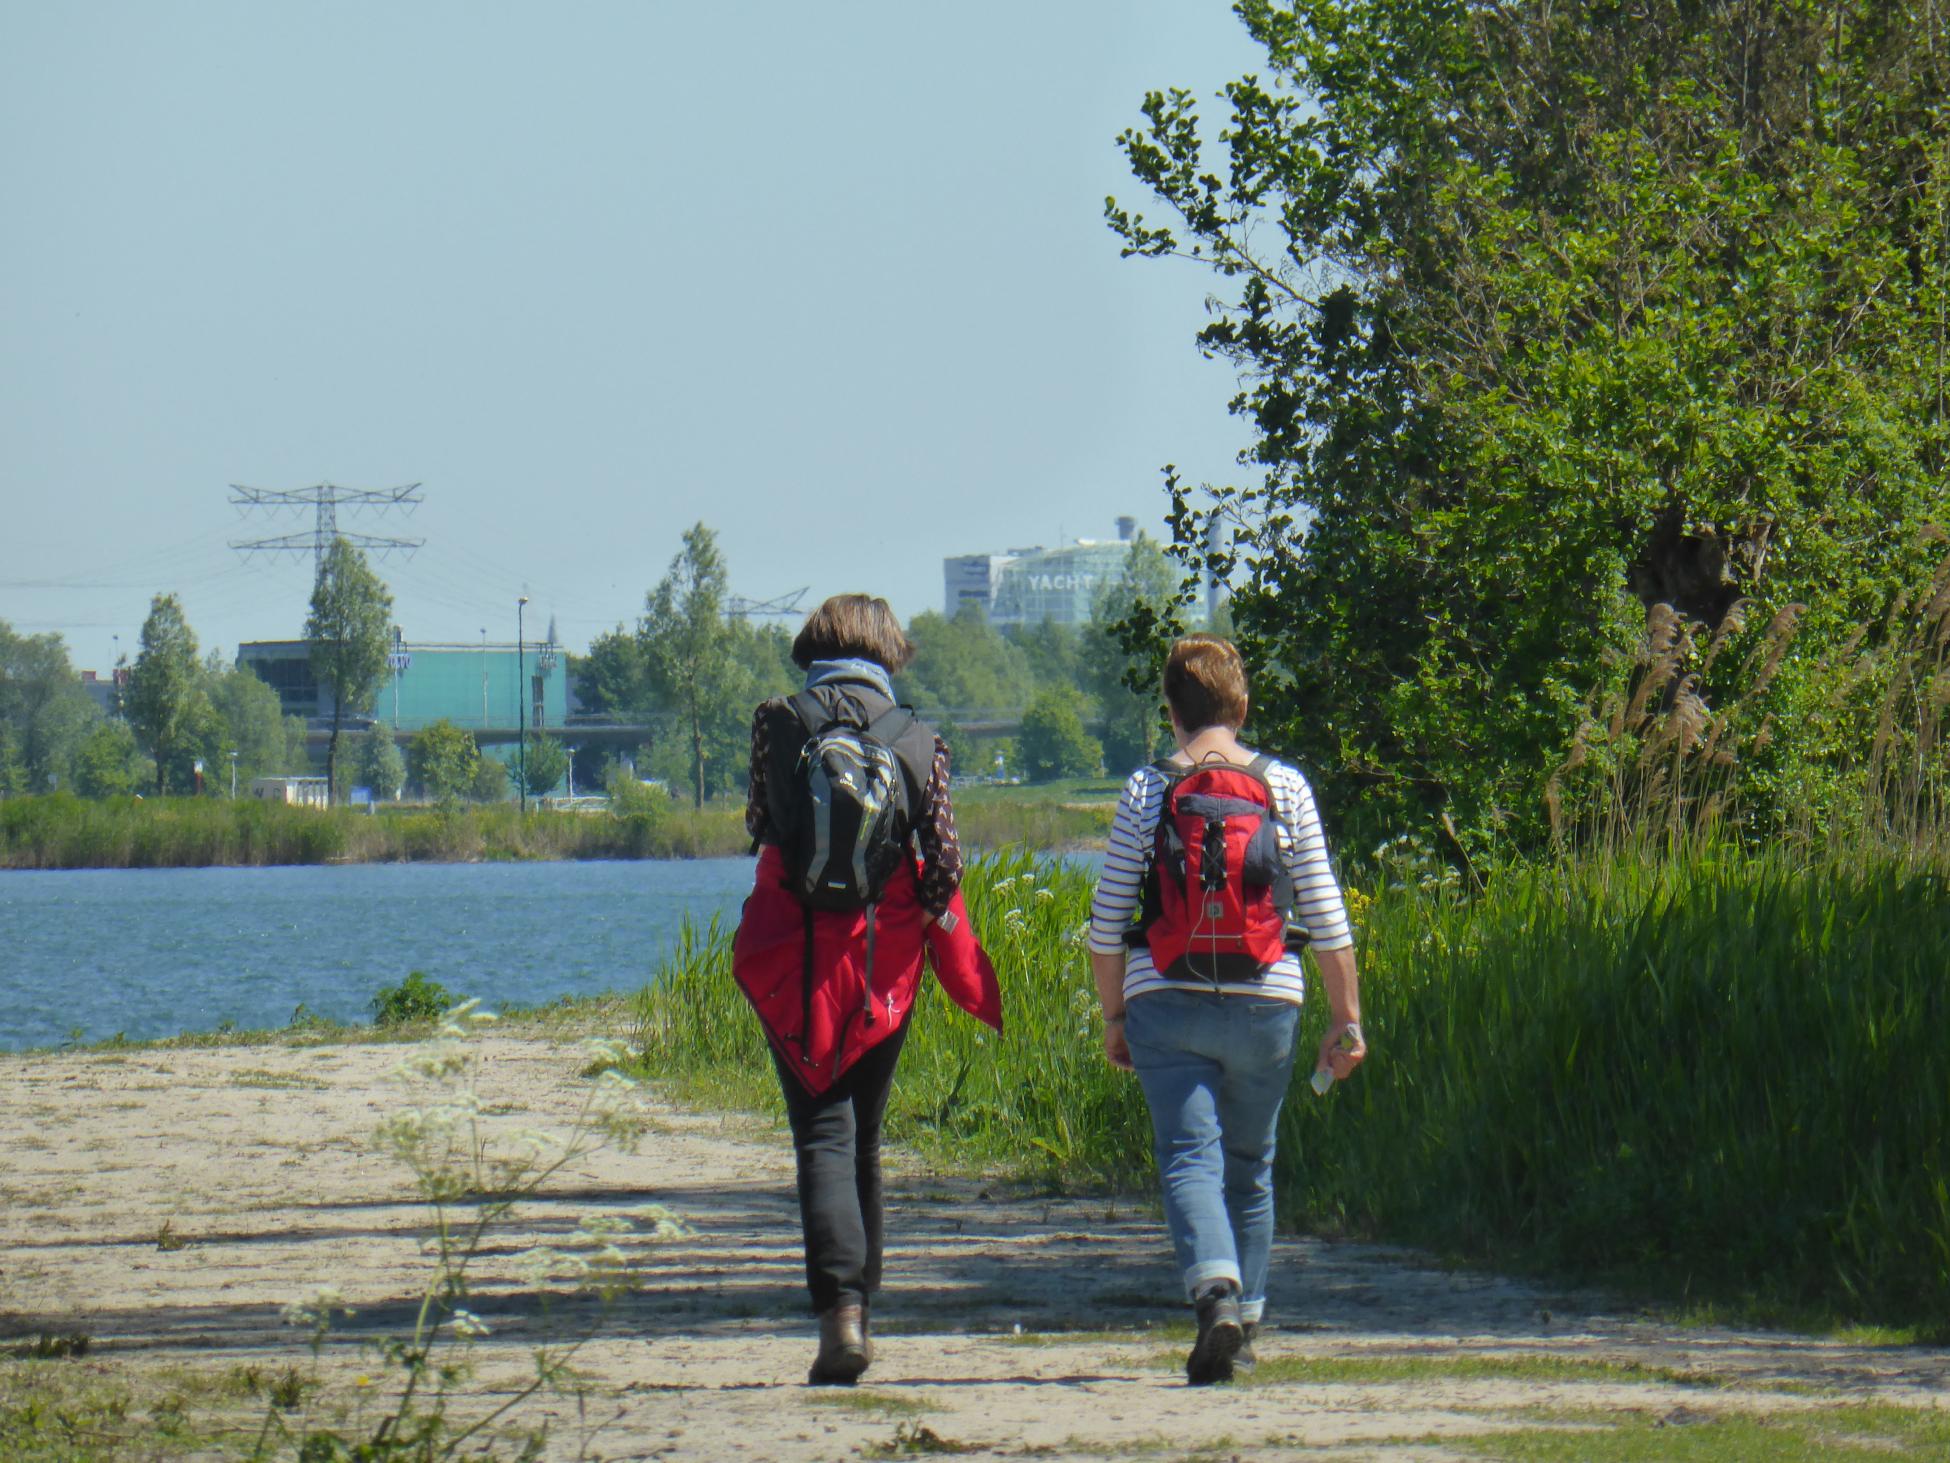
[808,1301,869,1386]
[1186,1283,1244,1386]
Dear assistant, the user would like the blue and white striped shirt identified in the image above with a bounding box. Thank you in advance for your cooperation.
[1087,753,1353,1007]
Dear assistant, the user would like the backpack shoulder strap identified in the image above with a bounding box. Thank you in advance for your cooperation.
[786,689,831,736]
[868,703,934,819]
[863,703,917,745]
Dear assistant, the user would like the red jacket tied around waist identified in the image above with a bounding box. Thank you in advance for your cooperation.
[733,844,1002,1095]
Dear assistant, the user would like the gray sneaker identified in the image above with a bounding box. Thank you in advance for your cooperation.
[1186,1284,1244,1385]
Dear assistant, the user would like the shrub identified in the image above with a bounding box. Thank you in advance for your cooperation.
[371,971,454,1027]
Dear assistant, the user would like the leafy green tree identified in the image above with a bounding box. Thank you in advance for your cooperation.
[306,538,394,806]
[640,524,739,809]
[1017,687,1102,783]
[71,721,142,798]
[570,627,648,716]
[408,719,480,807]
[520,732,570,797]
[0,621,97,794]
[901,603,1034,714]
[126,594,202,795]
[158,690,229,797]
[1110,1,1950,849]
[0,727,29,798]
[1006,619,1083,692]
[355,728,407,801]
[207,657,298,786]
[470,754,510,804]
[1083,533,1177,772]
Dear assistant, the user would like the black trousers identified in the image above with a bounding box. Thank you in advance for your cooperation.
[770,1019,910,1315]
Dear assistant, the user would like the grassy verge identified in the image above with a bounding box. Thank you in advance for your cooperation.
[631,845,1950,1327]
[0,793,747,868]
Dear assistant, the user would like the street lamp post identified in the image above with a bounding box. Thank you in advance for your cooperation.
[516,596,529,814]
[387,626,411,731]
[229,750,238,799]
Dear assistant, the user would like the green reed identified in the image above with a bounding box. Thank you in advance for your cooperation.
[1299,845,1950,1320]
[633,850,1153,1177]
[633,844,1950,1323]
[0,793,748,868]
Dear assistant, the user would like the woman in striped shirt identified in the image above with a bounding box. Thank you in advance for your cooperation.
[1087,634,1366,1384]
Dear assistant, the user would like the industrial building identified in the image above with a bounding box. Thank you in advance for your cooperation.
[237,635,568,743]
[945,517,1139,626]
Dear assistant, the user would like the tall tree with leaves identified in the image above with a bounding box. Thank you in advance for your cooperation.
[639,523,737,809]
[1082,533,1178,772]
[0,621,97,794]
[408,719,480,807]
[520,732,570,797]
[306,539,395,806]
[126,594,202,795]
[1110,0,1950,850]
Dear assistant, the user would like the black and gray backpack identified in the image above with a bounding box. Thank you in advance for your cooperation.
[760,683,936,1052]
[776,689,920,911]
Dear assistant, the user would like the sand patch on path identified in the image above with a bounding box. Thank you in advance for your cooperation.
[3,1033,1946,1460]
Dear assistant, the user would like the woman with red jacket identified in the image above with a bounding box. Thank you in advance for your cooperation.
[733,593,1000,1385]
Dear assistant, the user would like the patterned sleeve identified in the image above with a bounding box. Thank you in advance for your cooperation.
[913,737,964,917]
[744,702,774,842]
[1272,764,1354,951]
[1088,767,1164,954]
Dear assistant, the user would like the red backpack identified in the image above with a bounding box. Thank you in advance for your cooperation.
[1127,754,1301,983]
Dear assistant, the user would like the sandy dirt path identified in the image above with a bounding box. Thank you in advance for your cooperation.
[3,1031,1947,1460]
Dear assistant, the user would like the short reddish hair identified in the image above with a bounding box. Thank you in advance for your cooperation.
[791,594,915,672]
[1163,635,1249,731]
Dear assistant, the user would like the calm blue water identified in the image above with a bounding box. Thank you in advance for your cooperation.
[0,859,758,1051]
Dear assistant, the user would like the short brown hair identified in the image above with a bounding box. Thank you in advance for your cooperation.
[792,593,915,672]
[1163,635,1249,731]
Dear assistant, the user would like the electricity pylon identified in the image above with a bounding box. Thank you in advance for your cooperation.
[229,483,425,576]
[726,586,808,622]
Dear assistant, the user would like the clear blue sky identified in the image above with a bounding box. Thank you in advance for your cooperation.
[1,1,1264,668]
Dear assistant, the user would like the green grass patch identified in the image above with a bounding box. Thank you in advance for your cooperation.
[1463,1401,1950,1461]
[229,1067,332,1089]
[1236,1352,1739,1390]
[805,1390,935,1418]
[0,1359,239,1461]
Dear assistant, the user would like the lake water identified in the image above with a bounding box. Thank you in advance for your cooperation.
[0,859,759,1052]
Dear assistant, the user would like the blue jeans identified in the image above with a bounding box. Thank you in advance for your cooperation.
[1125,987,1301,1324]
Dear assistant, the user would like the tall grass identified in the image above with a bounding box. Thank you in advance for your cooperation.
[635,851,1151,1175]
[0,792,1111,870]
[1301,847,1950,1320]
[0,794,748,869]
[633,846,1950,1322]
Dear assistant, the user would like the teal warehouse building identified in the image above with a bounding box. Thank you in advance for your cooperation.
[238,635,570,750]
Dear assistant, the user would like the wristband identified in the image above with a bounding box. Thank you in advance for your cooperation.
[1104,1012,1127,1025]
